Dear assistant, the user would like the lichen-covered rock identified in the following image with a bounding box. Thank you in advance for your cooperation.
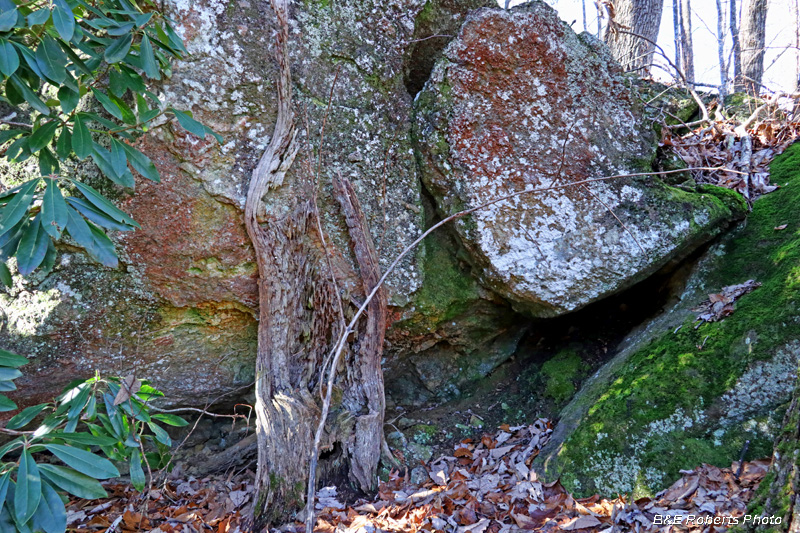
[538,143,800,497]
[0,1,518,409]
[1,0,426,406]
[414,3,745,317]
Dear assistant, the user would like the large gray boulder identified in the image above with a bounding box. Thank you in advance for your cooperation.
[0,0,511,409]
[414,3,746,317]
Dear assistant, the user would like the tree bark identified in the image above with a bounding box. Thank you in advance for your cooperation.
[731,0,742,89]
[738,0,768,95]
[246,1,387,529]
[604,0,665,75]
[581,0,588,32]
[679,0,695,87]
[673,0,683,76]
[716,0,729,99]
[795,0,800,90]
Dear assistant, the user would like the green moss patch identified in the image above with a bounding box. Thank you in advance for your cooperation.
[542,349,584,405]
[394,229,480,336]
[545,143,800,497]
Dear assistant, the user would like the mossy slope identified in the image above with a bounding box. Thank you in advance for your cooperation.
[540,143,800,497]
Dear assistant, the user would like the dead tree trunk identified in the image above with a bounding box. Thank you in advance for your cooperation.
[738,0,768,94]
[679,0,695,87]
[604,0,665,75]
[246,0,387,529]
[716,0,729,99]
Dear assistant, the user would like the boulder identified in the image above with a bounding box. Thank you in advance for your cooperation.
[538,143,800,496]
[3,0,429,406]
[0,0,515,409]
[414,3,746,317]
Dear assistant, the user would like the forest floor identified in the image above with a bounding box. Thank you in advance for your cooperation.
[61,420,769,533]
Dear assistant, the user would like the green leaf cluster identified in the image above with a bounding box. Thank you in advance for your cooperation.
[0,354,187,533]
[0,0,220,282]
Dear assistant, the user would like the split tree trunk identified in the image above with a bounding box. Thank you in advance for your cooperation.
[738,0,768,95]
[603,0,664,75]
[245,1,387,529]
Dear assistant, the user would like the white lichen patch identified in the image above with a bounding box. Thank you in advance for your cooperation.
[1,287,64,337]
[583,405,706,495]
[720,341,800,425]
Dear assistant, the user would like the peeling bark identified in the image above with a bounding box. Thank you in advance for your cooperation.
[245,2,387,528]
[333,175,387,493]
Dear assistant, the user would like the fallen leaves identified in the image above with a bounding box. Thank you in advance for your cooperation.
[693,279,761,324]
[662,113,800,201]
[300,423,768,533]
[64,472,254,532]
[60,423,769,533]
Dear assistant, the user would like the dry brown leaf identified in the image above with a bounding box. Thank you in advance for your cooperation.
[114,375,142,406]
[510,511,539,529]
[560,515,602,530]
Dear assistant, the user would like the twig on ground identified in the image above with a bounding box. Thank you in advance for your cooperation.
[408,34,453,43]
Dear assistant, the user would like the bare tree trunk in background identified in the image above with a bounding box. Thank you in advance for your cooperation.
[673,0,683,77]
[582,0,588,32]
[679,0,695,87]
[596,1,603,38]
[505,0,511,9]
[795,0,800,90]
[604,0,665,75]
[730,0,742,88]
[738,0,768,95]
[716,0,729,100]
[247,1,387,529]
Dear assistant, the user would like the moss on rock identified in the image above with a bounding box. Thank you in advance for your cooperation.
[541,349,583,405]
[540,143,800,497]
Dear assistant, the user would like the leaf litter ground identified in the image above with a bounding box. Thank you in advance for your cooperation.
[64,420,767,533]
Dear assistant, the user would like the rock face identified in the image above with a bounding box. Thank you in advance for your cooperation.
[0,0,507,409]
[0,1,748,417]
[538,144,800,497]
[414,3,744,317]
